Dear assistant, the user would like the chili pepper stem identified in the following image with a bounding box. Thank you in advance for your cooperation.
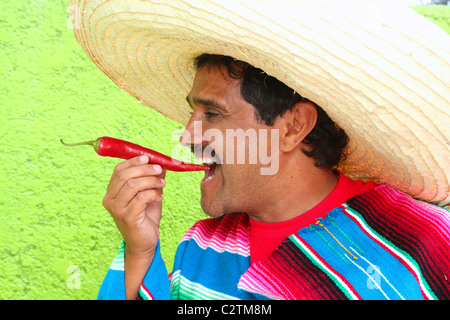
[60,138,102,152]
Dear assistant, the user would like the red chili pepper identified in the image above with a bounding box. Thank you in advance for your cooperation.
[60,136,208,172]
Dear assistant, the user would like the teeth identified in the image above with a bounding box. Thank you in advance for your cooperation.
[203,175,215,183]
[196,156,215,165]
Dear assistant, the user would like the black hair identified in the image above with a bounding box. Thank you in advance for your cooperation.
[194,54,348,169]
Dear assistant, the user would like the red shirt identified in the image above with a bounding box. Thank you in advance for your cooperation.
[249,172,377,264]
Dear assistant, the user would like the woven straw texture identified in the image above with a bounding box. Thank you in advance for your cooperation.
[69,0,449,206]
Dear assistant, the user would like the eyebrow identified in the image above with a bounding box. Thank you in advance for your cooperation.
[185,96,194,111]
[185,95,227,112]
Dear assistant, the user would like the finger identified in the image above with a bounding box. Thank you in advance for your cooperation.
[114,176,166,210]
[107,162,163,199]
[107,156,150,191]
[126,189,164,218]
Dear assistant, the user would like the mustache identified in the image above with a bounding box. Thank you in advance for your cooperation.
[190,144,220,163]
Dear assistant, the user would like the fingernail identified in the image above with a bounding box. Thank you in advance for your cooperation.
[161,178,166,186]
[140,155,148,163]
[153,165,162,172]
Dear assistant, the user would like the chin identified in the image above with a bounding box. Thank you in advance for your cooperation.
[200,197,224,218]
[201,204,222,218]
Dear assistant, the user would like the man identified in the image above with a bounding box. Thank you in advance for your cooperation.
[68,0,449,300]
[98,54,449,300]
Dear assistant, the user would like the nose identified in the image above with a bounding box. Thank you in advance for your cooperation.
[179,116,204,148]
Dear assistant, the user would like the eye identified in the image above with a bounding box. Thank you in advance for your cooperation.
[205,110,220,120]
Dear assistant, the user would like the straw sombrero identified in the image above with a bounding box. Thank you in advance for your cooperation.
[68,0,450,207]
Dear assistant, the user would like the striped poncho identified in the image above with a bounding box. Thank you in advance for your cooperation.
[97,185,450,300]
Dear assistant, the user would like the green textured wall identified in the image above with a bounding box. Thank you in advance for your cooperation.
[0,1,204,299]
[0,2,448,299]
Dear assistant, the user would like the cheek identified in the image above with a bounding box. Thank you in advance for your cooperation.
[201,163,266,217]
[225,164,262,197]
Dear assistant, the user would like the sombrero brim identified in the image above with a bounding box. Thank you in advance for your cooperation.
[69,0,450,206]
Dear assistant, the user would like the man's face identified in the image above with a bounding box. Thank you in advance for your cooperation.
[182,65,279,217]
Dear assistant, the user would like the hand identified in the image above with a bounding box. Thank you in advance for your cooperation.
[103,155,166,260]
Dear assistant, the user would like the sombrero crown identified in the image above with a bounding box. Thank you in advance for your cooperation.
[68,0,450,206]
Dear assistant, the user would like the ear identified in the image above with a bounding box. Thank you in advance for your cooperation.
[277,101,317,153]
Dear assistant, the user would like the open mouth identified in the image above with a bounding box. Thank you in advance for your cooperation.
[201,161,217,183]
[195,147,220,184]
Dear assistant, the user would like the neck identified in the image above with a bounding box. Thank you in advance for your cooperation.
[247,158,338,223]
